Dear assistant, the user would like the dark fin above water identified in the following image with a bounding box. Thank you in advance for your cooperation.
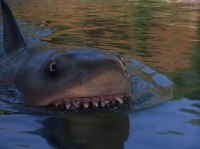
[0,0,26,55]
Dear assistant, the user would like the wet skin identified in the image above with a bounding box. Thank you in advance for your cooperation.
[0,0,131,109]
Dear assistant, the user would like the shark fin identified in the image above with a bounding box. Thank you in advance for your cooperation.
[1,0,26,55]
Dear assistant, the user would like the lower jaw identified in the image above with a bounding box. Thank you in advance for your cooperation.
[49,93,127,109]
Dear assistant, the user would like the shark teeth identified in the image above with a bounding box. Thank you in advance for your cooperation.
[115,97,123,104]
[111,100,116,104]
[65,104,71,109]
[55,102,61,106]
[100,101,106,107]
[101,98,109,104]
[83,102,89,108]
[72,100,81,107]
[92,99,99,107]
[51,93,126,110]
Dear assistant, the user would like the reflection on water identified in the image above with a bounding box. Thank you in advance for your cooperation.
[0,99,199,149]
[169,17,200,99]
[9,0,196,70]
[37,113,129,149]
[125,99,200,149]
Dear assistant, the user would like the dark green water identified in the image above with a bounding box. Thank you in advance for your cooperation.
[0,0,200,149]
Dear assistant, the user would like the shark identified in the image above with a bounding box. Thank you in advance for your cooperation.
[0,0,131,109]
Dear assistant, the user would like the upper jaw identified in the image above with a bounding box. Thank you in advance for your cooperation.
[48,93,128,109]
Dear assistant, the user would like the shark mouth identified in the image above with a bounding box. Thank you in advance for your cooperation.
[49,93,126,109]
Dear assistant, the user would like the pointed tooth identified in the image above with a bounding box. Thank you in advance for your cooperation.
[101,101,106,107]
[55,102,60,106]
[112,100,116,104]
[92,100,99,107]
[101,98,109,107]
[72,100,80,107]
[65,104,71,109]
[115,97,123,104]
[83,103,89,108]
[101,99,109,104]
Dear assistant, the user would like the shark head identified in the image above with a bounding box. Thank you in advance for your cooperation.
[0,0,131,109]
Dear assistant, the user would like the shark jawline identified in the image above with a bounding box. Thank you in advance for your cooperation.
[49,93,127,109]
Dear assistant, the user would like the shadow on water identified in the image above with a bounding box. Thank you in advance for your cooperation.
[37,113,129,149]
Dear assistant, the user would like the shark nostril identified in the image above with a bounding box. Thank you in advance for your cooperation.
[116,55,129,77]
[117,55,126,67]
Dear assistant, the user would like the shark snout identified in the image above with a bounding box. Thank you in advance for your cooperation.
[45,50,131,109]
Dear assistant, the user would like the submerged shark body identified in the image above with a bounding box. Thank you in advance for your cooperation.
[0,0,131,109]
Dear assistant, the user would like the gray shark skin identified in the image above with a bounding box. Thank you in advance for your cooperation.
[0,0,131,109]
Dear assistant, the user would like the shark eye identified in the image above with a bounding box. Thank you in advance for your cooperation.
[47,60,58,74]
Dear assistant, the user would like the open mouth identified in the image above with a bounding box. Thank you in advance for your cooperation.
[49,93,127,109]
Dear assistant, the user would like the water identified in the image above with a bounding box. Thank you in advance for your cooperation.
[0,0,200,149]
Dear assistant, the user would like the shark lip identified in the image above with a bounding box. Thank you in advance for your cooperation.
[49,93,127,109]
